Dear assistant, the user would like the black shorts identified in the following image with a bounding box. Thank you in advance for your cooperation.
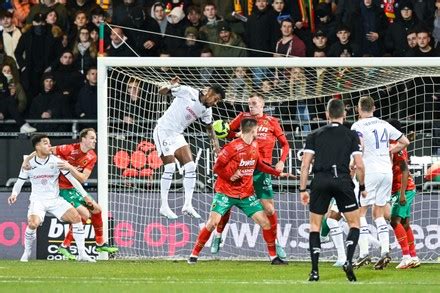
[309,173,358,215]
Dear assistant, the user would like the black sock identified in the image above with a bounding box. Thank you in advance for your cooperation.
[346,227,360,264]
[309,231,321,272]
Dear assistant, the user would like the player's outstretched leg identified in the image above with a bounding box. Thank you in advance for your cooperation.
[211,209,231,254]
[181,161,201,218]
[327,218,346,267]
[159,162,178,219]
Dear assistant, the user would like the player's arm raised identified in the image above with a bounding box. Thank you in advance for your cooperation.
[158,76,181,95]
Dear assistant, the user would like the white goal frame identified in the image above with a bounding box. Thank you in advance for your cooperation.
[97,57,440,260]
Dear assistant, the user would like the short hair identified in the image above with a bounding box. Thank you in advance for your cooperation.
[80,128,96,139]
[416,25,430,35]
[187,5,201,14]
[358,96,375,112]
[240,118,257,133]
[31,134,49,148]
[209,84,225,100]
[386,118,402,132]
[407,29,416,36]
[200,47,213,55]
[203,2,216,10]
[249,92,265,101]
[280,18,293,27]
[326,98,345,119]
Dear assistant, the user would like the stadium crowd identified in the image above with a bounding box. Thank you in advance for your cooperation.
[0,0,439,133]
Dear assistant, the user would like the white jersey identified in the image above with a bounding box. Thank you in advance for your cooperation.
[157,85,213,133]
[351,117,402,174]
[17,155,68,201]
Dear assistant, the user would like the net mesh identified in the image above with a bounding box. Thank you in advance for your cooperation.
[104,61,440,260]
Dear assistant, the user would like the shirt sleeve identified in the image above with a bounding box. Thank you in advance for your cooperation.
[171,85,194,101]
[227,113,243,139]
[303,132,315,154]
[386,122,403,141]
[351,123,363,139]
[213,144,236,181]
[350,130,363,156]
[200,107,213,125]
[273,118,290,162]
[84,155,97,172]
[256,158,281,176]
[12,168,29,196]
[55,144,73,158]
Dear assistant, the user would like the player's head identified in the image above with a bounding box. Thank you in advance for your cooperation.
[326,98,345,120]
[203,84,224,107]
[31,134,51,155]
[240,118,258,139]
[248,93,265,116]
[79,128,97,150]
[358,96,375,117]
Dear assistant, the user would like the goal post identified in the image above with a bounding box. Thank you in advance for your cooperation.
[98,57,440,261]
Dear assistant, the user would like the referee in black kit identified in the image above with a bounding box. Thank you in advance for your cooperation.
[299,98,367,282]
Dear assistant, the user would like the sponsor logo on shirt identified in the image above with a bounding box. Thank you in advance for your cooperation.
[185,106,197,119]
[239,159,255,167]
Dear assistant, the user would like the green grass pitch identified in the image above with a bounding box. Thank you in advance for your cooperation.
[1,260,439,292]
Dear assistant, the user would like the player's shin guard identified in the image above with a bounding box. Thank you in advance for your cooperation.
[393,223,410,256]
[262,228,277,258]
[346,228,360,264]
[359,217,370,257]
[183,161,196,208]
[72,222,86,255]
[160,163,175,209]
[309,232,321,272]
[216,209,231,236]
[267,212,278,238]
[320,216,330,237]
[24,226,36,252]
[327,218,346,261]
[91,212,104,245]
[191,226,212,257]
[375,217,390,255]
[405,225,417,257]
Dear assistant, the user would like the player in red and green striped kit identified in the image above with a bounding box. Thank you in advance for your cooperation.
[188,118,292,264]
[211,94,290,259]
[388,119,420,269]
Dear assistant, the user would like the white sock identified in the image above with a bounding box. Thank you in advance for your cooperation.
[24,226,36,252]
[215,231,222,238]
[359,217,370,257]
[327,218,346,261]
[72,222,86,255]
[375,217,390,255]
[183,161,196,207]
[368,233,381,249]
[160,163,175,209]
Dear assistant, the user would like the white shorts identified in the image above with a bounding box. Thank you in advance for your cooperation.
[153,126,188,157]
[28,197,73,223]
[360,172,392,207]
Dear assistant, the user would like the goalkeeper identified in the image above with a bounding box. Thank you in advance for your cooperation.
[211,94,290,259]
[154,77,224,219]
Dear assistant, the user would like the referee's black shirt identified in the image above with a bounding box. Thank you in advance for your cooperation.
[304,122,362,176]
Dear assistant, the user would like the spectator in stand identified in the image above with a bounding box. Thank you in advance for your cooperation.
[328,24,361,57]
[411,0,436,29]
[385,1,419,56]
[151,2,168,34]
[186,5,203,30]
[66,0,99,23]
[28,72,68,131]
[75,67,97,125]
[200,3,223,47]
[433,0,440,48]
[68,11,89,45]
[1,11,22,66]
[274,18,306,57]
[245,0,280,57]
[309,30,329,56]
[199,48,215,84]
[272,0,290,22]
[314,3,338,45]
[355,0,388,56]
[289,67,311,134]
[0,71,36,133]
[212,21,247,57]
[406,29,418,51]
[313,49,326,57]
[174,26,203,57]
[106,27,136,57]
[2,64,27,114]
[408,26,440,56]
[0,38,20,80]
[89,7,110,45]
[72,27,98,74]
[226,66,252,102]
[11,0,33,28]
[163,6,186,53]
[15,13,62,99]
[50,50,84,108]
[89,26,99,43]
[26,0,68,32]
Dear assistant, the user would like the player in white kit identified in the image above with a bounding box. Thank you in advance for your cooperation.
[351,96,409,269]
[154,77,224,219]
[7,134,95,262]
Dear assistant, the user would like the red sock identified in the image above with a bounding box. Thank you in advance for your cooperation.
[405,225,417,257]
[393,223,410,256]
[262,228,276,257]
[62,225,74,247]
[216,210,231,234]
[91,212,104,245]
[191,227,212,256]
[267,212,278,238]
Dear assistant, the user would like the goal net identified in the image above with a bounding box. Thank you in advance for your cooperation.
[98,57,440,261]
